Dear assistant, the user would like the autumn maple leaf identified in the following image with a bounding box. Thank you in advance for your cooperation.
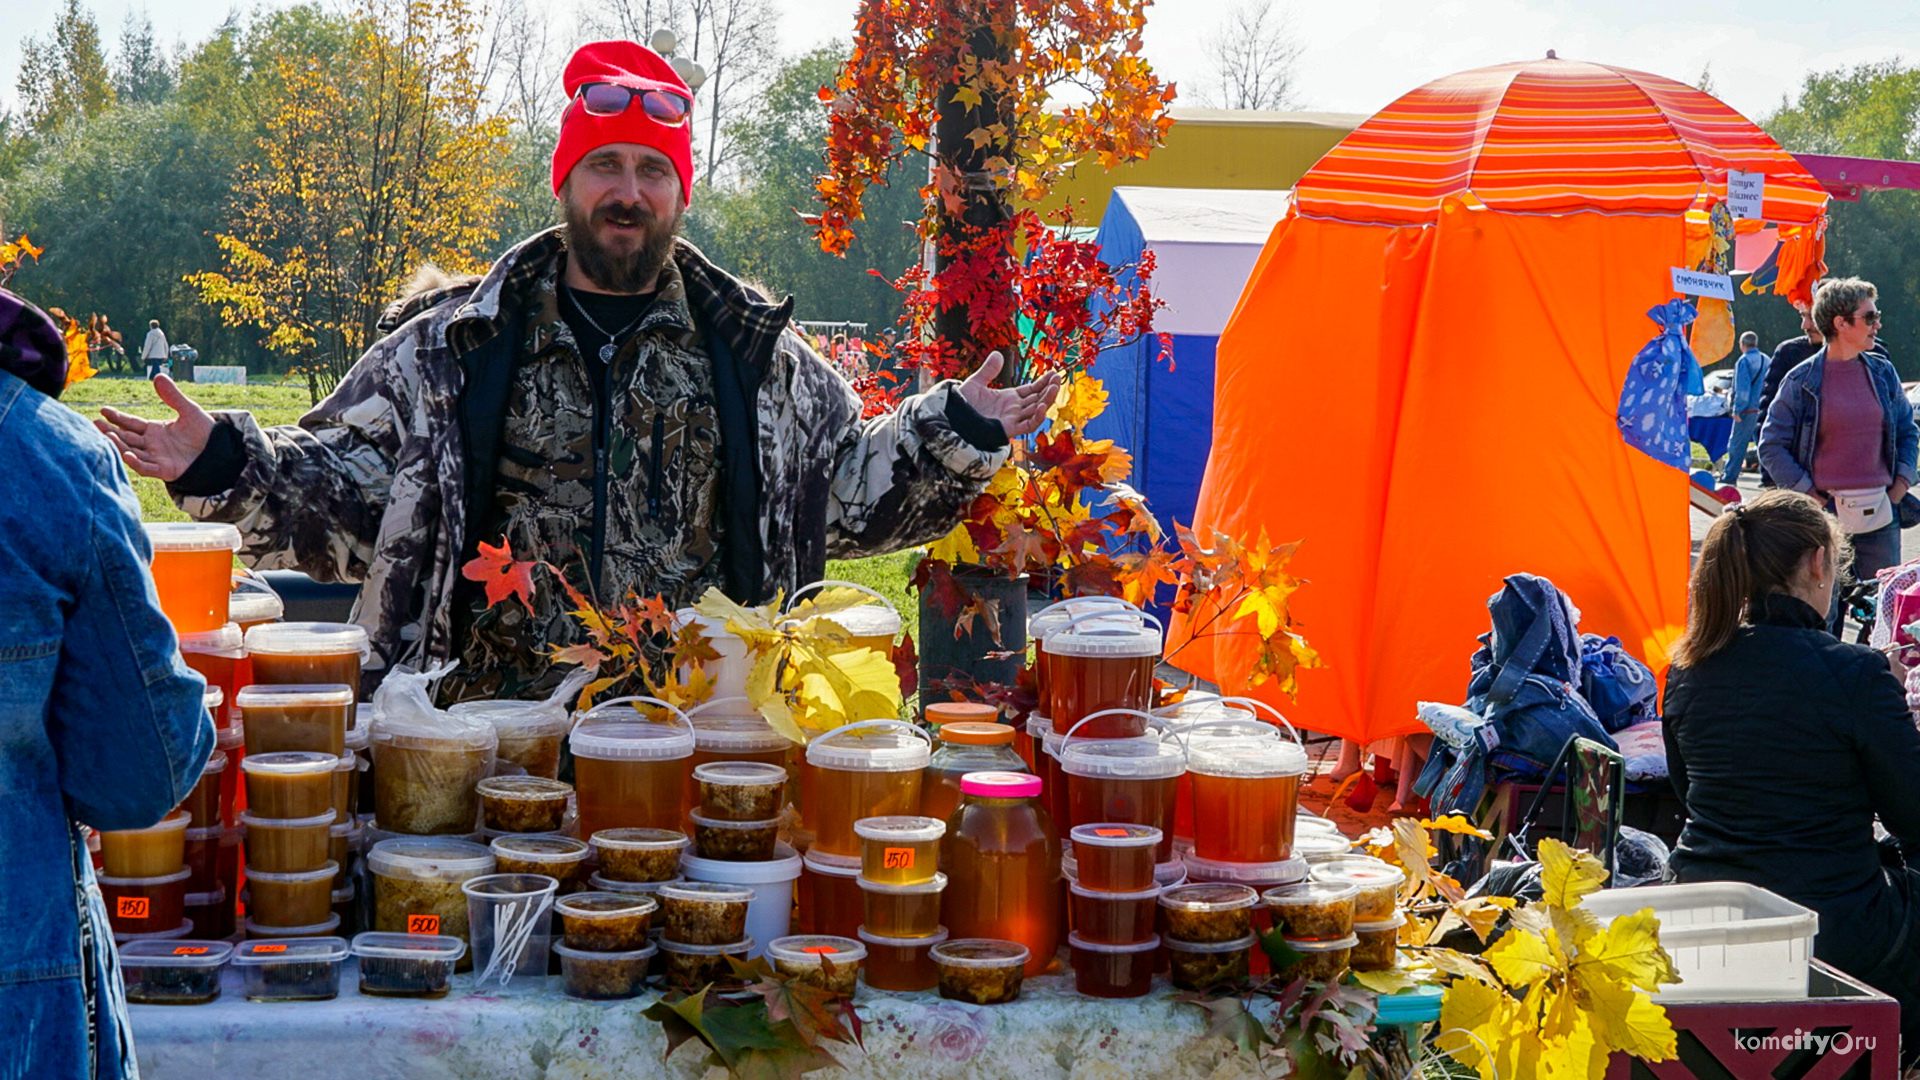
[461,538,538,615]
[1116,547,1179,608]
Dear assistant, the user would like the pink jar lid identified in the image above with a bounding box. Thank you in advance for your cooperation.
[960,771,1042,798]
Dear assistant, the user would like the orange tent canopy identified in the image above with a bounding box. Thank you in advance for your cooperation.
[1168,58,1827,746]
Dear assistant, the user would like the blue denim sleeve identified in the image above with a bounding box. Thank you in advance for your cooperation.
[1758,372,1813,493]
[1890,370,1918,487]
[47,441,214,830]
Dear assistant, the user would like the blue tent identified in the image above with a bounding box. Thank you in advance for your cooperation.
[1086,186,1294,535]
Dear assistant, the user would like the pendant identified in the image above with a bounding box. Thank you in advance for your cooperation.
[599,343,617,363]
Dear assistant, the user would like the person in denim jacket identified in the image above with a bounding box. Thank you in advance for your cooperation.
[1758,278,1917,630]
[0,289,215,1080]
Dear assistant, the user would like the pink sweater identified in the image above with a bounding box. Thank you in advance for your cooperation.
[1812,357,1889,492]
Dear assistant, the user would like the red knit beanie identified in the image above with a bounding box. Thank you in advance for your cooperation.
[551,40,695,208]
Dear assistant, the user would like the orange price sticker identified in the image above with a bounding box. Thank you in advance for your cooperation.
[172,946,211,956]
[406,914,441,935]
[255,945,287,953]
[116,896,150,919]
[1093,829,1129,837]
[802,946,839,955]
[882,847,914,870]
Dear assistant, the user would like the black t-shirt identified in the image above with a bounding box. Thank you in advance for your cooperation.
[560,285,658,364]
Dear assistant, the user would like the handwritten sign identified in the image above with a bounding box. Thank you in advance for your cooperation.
[406,914,441,935]
[117,897,150,920]
[882,848,915,870]
[1671,267,1734,301]
[1728,170,1765,220]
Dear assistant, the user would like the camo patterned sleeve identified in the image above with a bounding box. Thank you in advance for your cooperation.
[171,333,416,584]
[806,334,1010,559]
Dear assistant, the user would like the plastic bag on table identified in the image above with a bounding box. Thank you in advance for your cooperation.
[1612,719,1668,782]
[371,663,497,834]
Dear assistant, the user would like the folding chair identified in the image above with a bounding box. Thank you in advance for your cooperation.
[1505,735,1626,879]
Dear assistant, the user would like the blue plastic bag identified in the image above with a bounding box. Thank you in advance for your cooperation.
[1617,299,1704,471]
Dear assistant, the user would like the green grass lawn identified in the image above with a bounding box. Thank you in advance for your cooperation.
[59,375,922,639]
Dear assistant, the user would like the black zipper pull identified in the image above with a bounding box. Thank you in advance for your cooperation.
[648,412,665,516]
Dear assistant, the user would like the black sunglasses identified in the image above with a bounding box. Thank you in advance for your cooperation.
[576,82,693,126]
[1848,309,1883,326]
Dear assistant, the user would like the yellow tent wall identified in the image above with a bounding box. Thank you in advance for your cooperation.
[1036,109,1363,224]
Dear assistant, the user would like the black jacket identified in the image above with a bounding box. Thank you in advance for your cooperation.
[1663,593,1920,976]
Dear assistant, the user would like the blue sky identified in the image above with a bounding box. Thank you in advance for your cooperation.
[1,0,1915,129]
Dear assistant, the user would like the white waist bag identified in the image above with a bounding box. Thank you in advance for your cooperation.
[1833,486,1893,535]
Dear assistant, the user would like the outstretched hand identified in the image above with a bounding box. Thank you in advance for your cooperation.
[94,374,215,482]
[956,351,1061,441]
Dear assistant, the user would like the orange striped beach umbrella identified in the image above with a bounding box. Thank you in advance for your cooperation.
[1171,57,1827,748]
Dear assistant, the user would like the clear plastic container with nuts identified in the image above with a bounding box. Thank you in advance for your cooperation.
[556,892,657,952]
[1273,933,1357,983]
[766,934,866,995]
[476,776,573,834]
[591,828,689,883]
[687,812,780,862]
[1308,857,1406,922]
[554,940,656,999]
[658,936,753,989]
[1350,913,1407,971]
[660,881,754,945]
[1262,880,1360,941]
[929,938,1029,1005]
[490,835,592,891]
[1158,882,1259,943]
[693,761,788,821]
[1165,933,1255,991]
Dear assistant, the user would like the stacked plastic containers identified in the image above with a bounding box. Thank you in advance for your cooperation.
[1292,854,1409,979]
[98,807,194,941]
[238,749,341,940]
[680,758,801,962]
[1158,882,1262,990]
[1065,822,1162,998]
[852,814,947,990]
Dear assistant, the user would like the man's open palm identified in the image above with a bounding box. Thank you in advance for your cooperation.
[95,374,215,483]
[957,351,1060,441]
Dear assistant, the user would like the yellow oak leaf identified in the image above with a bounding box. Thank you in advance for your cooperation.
[928,522,978,564]
[1483,926,1560,987]
[1047,374,1108,429]
[1574,909,1679,993]
[1579,973,1677,1062]
[1349,967,1416,994]
[1538,838,1609,909]
[1424,947,1499,987]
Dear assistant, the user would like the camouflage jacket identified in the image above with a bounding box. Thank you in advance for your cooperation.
[172,229,1008,690]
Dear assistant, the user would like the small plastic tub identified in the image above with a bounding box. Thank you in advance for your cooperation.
[1351,913,1407,971]
[1069,823,1161,892]
[328,821,359,885]
[1295,814,1343,837]
[236,684,355,757]
[99,810,190,878]
[244,622,369,692]
[118,938,233,1005]
[853,816,946,885]
[244,913,343,941]
[143,521,241,633]
[1068,932,1158,998]
[1069,883,1160,944]
[857,873,947,938]
[365,838,495,969]
[799,848,863,939]
[232,936,349,1001]
[688,812,780,862]
[491,835,592,891]
[1294,833,1355,863]
[679,843,803,959]
[591,828,689,883]
[1263,880,1360,941]
[693,761,788,822]
[589,872,679,898]
[227,574,284,631]
[658,935,754,990]
[183,826,222,893]
[1274,933,1358,983]
[1179,850,1310,890]
[660,881,754,945]
[183,889,227,942]
[351,932,465,998]
[242,752,339,819]
[449,700,569,780]
[930,938,1029,1004]
[239,811,335,872]
[766,935,866,994]
[855,926,947,992]
[1158,883,1259,943]
[556,892,657,952]
[477,776,573,834]
[180,751,228,830]
[1166,933,1255,991]
[245,863,339,928]
[554,940,656,999]
[1309,858,1406,921]
[99,868,191,936]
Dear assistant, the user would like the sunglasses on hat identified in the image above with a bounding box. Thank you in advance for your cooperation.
[575,81,693,126]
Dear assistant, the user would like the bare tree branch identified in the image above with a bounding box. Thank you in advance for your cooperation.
[1197,0,1303,112]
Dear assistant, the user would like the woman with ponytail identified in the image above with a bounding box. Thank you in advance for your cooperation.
[1666,489,1920,1058]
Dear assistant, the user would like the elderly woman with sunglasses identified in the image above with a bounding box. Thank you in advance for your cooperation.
[1759,277,1918,633]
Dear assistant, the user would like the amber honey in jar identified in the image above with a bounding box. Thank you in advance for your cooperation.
[855,926,947,991]
[1060,727,1184,862]
[940,772,1060,978]
[799,848,863,938]
[922,718,1023,825]
[854,815,945,885]
[1041,609,1161,737]
[244,622,369,691]
[143,522,240,634]
[569,699,696,840]
[178,750,228,830]
[1154,697,1265,843]
[1068,823,1162,892]
[1188,731,1309,864]
[1027,597,1134,716]
[236,683,354,757]
[100,809,191,878]
[801,721,931,857]
[241,752,339,819]
[179,624,246,722]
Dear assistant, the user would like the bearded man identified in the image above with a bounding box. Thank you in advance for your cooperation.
[97,40,1057,700]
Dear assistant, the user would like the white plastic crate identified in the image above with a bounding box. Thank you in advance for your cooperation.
[1579,881,1817,1001]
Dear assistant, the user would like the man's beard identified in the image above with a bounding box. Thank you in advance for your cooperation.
[563,196,680,293]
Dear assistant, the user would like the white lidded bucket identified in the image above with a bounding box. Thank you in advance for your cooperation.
[678,841,804,959]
